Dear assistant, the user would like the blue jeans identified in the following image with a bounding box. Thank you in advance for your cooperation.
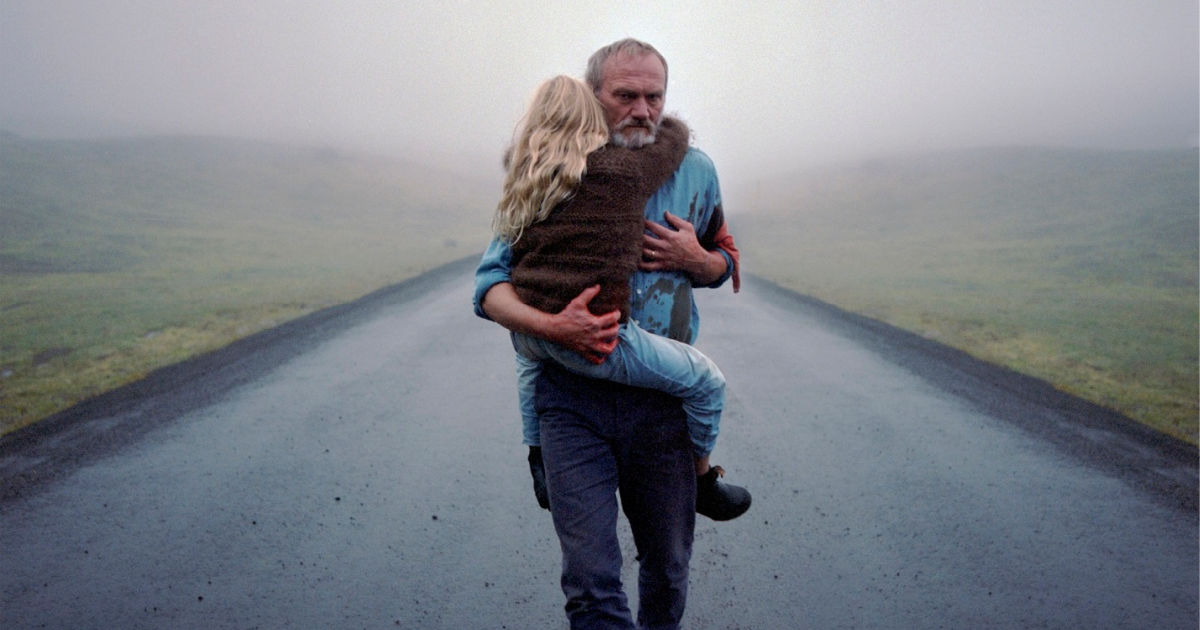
[535,362,696,630]
[512,320,724,457]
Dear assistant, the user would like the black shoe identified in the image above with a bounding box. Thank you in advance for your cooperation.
[528,446,550,510]
[696,465,751,521]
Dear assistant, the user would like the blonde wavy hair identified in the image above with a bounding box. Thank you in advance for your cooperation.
[493,76,610,242]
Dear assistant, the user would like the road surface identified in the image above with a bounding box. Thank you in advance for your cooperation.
[2,257,1196,629]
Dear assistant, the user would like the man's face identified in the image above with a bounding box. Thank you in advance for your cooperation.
[595,53,666,148]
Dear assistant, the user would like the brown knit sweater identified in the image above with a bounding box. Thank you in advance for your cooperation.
[510,117,690,323]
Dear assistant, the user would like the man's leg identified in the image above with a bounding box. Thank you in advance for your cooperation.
[615,388,695,630]
[537,364,636,630]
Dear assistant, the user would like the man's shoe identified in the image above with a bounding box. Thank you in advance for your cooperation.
[528,446,550,510]
[696,465,751,521]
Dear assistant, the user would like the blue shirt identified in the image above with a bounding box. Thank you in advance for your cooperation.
[473,146,732,344]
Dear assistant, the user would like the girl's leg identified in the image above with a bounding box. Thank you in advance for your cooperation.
[511,325,724,459]
[516,330,749,521]
[513,345,550,509]
[512,350,542,446]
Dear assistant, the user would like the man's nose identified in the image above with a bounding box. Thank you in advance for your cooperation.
[630,98,650,119]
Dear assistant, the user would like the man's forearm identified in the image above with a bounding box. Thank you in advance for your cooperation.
[481,282,620,362]
[481,282,557,339]
[685,248,730,286]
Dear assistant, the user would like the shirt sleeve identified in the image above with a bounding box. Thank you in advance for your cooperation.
[694,176,738,291]
[473,237,514,321]
[704,218,739,292]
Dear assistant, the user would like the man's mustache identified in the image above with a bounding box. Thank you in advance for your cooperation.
[616,117,657,132]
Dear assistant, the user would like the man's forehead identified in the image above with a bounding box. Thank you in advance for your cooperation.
[602,53,666,90]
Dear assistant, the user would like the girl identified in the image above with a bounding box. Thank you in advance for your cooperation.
[493,75,749,520]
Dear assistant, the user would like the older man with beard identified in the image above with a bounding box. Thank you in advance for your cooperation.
[474,38,746,629]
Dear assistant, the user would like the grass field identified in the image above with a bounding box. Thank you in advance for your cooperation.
[735,147,1198,443]
[3,136,1196,446]
[0,134,495,434]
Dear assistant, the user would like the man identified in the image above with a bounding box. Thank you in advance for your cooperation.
[474,38,745,629]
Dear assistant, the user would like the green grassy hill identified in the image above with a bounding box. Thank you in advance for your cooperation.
[737,147,1199,443]
[4,138,1196,443]
[0,134,496,433]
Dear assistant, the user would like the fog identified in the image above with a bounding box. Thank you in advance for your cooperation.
[2,0,1197,197]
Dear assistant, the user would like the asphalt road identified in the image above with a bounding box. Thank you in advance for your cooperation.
[2,257,1196,629]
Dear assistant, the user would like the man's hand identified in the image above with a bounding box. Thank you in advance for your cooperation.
[552,285,620,364]
[480,283,619,364]
[640,212,729,285]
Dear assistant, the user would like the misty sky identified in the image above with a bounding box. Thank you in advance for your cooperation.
[2,1,1197,195]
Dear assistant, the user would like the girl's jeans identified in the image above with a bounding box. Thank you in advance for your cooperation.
[511,320,724,458]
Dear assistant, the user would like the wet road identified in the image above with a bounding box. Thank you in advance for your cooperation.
[2,257,1196,629]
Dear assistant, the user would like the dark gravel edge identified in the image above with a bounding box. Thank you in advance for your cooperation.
[747,273,1198,514]
[0,256,479,503]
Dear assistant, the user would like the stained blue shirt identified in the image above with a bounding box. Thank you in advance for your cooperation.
[473,146,732,344]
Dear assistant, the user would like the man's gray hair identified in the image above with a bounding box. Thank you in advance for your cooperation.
[585,38,669,93]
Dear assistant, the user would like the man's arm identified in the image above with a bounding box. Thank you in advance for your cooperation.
[481,283,620,364]
[475,237,621,362]
[639,211,731,286]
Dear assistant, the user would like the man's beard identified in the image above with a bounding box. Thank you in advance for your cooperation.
[611,116,657,148]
